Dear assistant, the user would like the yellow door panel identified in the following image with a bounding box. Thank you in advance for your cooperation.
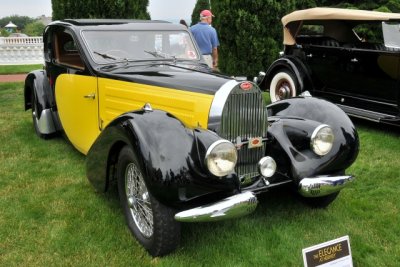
[98,78,214,129]
[55,74,100,154]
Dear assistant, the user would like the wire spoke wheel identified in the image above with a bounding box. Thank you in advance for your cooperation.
[125,162,153,238]
[117,145,181,256]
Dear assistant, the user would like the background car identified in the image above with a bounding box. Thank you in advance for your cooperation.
[258,7,400,126]
[24,19,359,256]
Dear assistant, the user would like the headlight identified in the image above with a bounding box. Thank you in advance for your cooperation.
[310,124,334,156]
[258,156,276,177]
[205,140,237,177]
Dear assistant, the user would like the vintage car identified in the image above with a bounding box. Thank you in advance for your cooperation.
[258,7,400,126]
[24,19,359,256]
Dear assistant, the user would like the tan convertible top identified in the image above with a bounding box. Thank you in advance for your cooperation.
[282,7,400,45]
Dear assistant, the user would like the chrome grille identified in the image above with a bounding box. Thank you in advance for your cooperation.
[217,85,268,181]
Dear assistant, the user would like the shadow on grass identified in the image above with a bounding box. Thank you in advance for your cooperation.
[179,185,318,250]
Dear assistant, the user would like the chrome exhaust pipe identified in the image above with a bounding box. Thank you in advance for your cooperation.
[174,191,258,222]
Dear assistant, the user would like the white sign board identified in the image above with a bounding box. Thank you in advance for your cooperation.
[302,236,353,267]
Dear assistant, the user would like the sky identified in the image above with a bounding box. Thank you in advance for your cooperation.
[0,0,197,23]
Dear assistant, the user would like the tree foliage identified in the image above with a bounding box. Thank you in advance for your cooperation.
[211,0,301,76]
[190,0,210,26]
[24,21,46,36]
[51,0,150,20]
[0,16,35,32]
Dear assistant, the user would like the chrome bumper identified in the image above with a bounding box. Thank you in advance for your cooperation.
[298,175,354,197]
[174,191,258,222]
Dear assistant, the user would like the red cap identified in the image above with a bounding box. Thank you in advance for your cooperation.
[200,10,214,18]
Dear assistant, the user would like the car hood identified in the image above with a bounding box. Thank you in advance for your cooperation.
[96,62,233,95]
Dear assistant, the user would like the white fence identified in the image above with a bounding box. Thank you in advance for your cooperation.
[0,37,44,65]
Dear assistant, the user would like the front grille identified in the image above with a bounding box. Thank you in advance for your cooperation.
[217,85,267,181]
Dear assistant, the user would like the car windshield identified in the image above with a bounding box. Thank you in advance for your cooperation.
[82,30,200,64]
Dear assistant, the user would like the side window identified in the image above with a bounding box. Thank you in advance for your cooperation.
[299,24,324,36]
[297,24,334,47]
[43,30,52,63]
[382,22,400,49]
[53,30,85,70]
[353,22,384,50]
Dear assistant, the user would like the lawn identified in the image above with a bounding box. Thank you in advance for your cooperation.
[0,64,43,75]
[0,80,399,267]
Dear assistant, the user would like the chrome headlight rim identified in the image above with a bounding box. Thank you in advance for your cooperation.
[310,124,335,156]
[205,140,238,177]
[258,156,277,178]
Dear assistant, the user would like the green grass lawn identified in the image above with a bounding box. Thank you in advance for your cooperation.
[0,81,399,266]
[0,64,43,75]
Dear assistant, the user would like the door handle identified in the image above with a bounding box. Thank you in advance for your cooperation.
[84,93,95,99]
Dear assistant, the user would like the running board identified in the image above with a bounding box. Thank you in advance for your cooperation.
[337,104,399,123]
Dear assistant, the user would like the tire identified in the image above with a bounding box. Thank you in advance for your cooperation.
[299,192,340,209]
[31,89,51,139]
[117,145,181,257]
[269,69,298,102]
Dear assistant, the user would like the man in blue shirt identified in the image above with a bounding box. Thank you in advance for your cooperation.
[190,10,219,70]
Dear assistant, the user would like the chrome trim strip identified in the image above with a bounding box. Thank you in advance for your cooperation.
[35,108,56,134]
[208,80,239,131]
[298,175,354,197]
[174,191,258,222]
[310,124,330,141]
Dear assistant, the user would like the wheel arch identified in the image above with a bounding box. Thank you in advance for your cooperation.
[24,70,49,111]
[264,57,313,94]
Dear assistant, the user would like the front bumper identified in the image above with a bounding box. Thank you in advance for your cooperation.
[174,191,258,222]
[298,175,354,197]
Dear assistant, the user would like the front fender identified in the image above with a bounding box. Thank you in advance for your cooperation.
[266,97,359,180]
[86,109,238,205]
[262,56,312,93]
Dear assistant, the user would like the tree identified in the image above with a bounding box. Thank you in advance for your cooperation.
[0,16,35,32]
[24,21,46,36]
[211,0,301,76]
[190,0,210,26]
[1,29,10,37]
[51,0,150,20]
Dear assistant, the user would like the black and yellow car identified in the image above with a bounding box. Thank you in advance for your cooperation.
[24,19,359,256]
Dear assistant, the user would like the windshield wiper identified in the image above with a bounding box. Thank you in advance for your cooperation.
[144,50,172,59]
[93,51,121,60]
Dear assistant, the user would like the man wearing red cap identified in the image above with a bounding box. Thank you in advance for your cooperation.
[190,9,219,70]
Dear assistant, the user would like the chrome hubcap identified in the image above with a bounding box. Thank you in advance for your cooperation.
[125,163,153,238]
[277,81,291,100]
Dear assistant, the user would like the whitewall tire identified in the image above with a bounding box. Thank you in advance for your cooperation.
[269,70,298,102]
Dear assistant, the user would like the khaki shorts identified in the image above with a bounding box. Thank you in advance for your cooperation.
[203,55,213,68]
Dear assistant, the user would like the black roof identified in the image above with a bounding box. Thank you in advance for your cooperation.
[47,19,185,31]
[62,19,171,26]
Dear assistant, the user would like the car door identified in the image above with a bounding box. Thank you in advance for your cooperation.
[346,45,400,114]
[302,38,351,95]
[55,75,100,154]
[50,28,100,154]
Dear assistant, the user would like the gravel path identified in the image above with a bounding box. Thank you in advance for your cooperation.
[0,74,27,83]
